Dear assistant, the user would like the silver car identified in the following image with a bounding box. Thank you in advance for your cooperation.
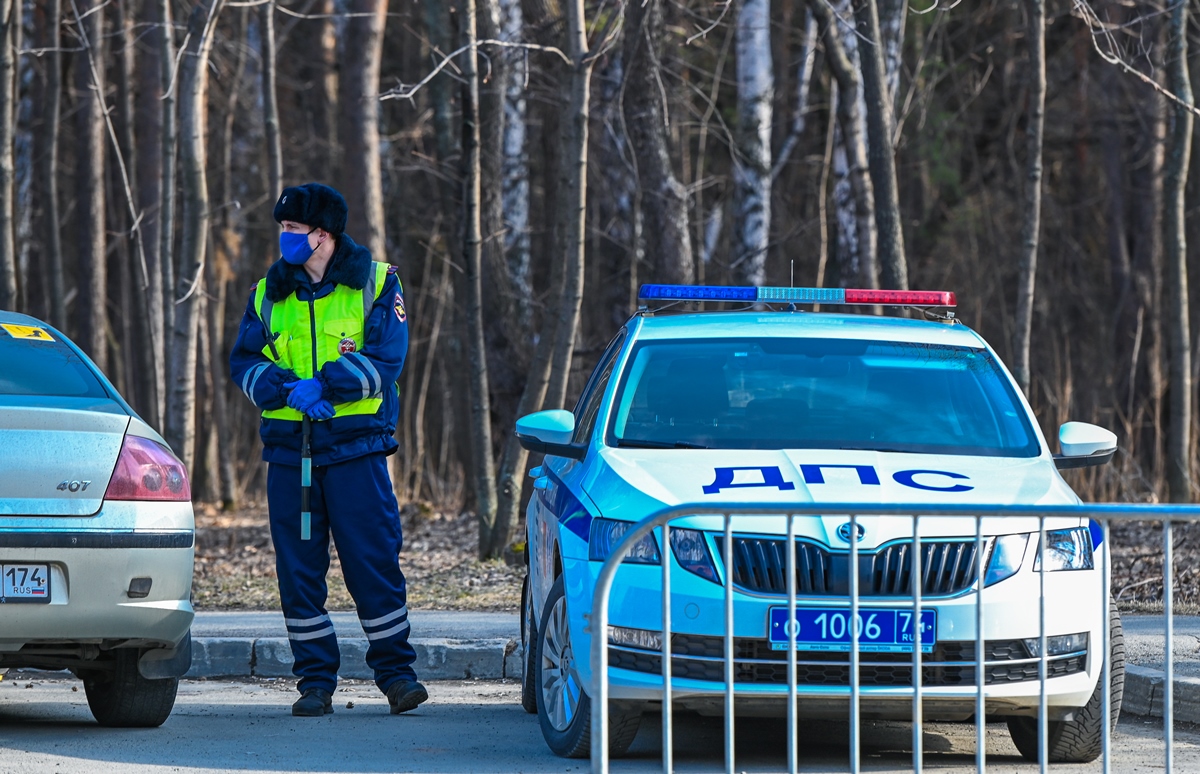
[0,311,194,727]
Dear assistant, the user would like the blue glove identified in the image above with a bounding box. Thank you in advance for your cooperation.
[284,378,323,412]
[308,400,335,420]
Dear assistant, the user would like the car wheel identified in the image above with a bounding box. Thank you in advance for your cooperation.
[536,575,643,758]
[521,573,538,714]
[1007,601,1125,763]
[83,648,179,728]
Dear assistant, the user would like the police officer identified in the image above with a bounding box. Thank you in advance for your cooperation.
[229,183,427,717]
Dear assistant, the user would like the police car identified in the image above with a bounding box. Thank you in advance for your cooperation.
[515,285,1121,762]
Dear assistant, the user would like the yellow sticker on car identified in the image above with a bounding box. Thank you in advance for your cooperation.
[0,323,55,342]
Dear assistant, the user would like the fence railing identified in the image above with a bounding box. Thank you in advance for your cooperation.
[588,503,1200,774]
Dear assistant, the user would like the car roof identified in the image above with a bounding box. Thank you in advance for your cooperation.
[0,310,51,327]
[632,310,988,347]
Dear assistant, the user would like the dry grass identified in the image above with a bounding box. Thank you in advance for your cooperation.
[192,501,523,612]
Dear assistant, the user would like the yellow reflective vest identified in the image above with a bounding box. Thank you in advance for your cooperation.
[253,261,393,422]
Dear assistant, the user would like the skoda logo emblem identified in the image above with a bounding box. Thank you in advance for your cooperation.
[837,522,865,543]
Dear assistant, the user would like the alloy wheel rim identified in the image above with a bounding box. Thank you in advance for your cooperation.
[540,595,581,731]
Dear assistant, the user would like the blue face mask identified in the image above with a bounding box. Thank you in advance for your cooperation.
[280,230,316,265]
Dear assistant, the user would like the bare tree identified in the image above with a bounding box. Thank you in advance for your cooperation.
[1164,0,1192,502]
[1012,0,1046,396]
[158,0,177,341]
[340,0,388,259]
[135,0,167,429]
[0,0,18,310]
[808,0,878,289]
[166,0,225,472]
[33,0,66,328]
[462,0,500,556]
[500,0,532,329]
[622,0,693,286]
[73,0,108,371]
[260,0,282,201]
[732,0,773,285]
[543,0,596,411]
[484,0,598,558]
[853,0,906,290]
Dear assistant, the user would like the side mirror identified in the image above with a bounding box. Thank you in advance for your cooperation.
[1054,421,1117,470]
[515,410,586,460]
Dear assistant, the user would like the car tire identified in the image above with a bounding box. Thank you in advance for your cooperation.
[1007,601,1125,763]
[521,573,539,714]
[83,648,179,728]
[536,575,643,758]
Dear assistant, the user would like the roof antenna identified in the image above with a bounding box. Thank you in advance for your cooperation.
[788,260,797,312]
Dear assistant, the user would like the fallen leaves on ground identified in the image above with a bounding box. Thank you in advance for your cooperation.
[192,502,522,612]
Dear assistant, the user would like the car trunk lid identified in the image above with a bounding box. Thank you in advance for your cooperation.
[0,400,130,516]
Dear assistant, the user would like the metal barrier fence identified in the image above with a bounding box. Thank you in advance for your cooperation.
[589,503,1200,774]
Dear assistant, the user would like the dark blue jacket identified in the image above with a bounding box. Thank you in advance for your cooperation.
[229,234,408,467]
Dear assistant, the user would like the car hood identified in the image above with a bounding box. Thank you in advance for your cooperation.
[581,448,1083,544]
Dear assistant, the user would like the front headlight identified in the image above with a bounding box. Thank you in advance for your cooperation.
[1034,527,1094,572]
[589,518,660,564]
[985,533,1029,586]
[669,527,718,582]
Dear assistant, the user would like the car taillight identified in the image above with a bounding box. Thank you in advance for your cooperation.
[104,435,191,502]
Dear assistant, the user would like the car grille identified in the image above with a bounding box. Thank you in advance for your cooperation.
[727,537,982,597]
[609,636,1086,687]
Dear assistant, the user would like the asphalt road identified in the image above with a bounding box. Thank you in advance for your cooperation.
[0,674,1198,773]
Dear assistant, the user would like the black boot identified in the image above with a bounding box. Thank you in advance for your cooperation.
[386,680,428,714]
[292,688,333,717]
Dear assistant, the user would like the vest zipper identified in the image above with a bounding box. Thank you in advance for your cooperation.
[308,295,318,379]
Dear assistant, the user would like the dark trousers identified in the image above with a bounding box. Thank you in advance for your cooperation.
[267,452,417,695]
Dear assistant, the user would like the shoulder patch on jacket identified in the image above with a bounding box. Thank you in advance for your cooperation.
[386,265,399,275]
[394,292,406,322]
[250,281,259,291]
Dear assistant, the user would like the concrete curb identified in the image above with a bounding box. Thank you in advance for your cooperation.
[187,637,523,682]
[1123,664,1200,723]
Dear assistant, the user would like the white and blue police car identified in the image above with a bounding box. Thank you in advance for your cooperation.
[515,285,1121,762]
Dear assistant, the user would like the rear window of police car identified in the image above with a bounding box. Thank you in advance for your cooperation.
[608,337,1040,457]
[0,325,108,398]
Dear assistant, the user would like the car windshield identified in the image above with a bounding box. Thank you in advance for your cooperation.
[607,337,1040,457]
[0,325,108,398]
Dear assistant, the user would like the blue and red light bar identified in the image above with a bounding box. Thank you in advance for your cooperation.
[638,284,956,307]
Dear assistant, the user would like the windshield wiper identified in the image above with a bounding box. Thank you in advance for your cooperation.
[616,439,709,450]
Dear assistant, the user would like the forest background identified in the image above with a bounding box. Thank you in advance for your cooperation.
[0,0,1196,562]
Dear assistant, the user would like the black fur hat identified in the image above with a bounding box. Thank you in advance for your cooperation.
[273,183,348,235]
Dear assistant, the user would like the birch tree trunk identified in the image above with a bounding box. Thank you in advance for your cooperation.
[34,0,65,328]
[1164,0,1193,503]
[75,0,107,371]
[260,0,282,201]
[159,0,177,343]
[733,0,773,285]
[463,0,500,556]
[340,0,387,259]
[1012,0,1045,396]
[0,0,17,310]
[166,0,224,471]
[500,0,532,330]
[853,0,906,290]
[808,0,878,289]
[622,0,693,286]
[825,0,870,286]
[878,0,906,103]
